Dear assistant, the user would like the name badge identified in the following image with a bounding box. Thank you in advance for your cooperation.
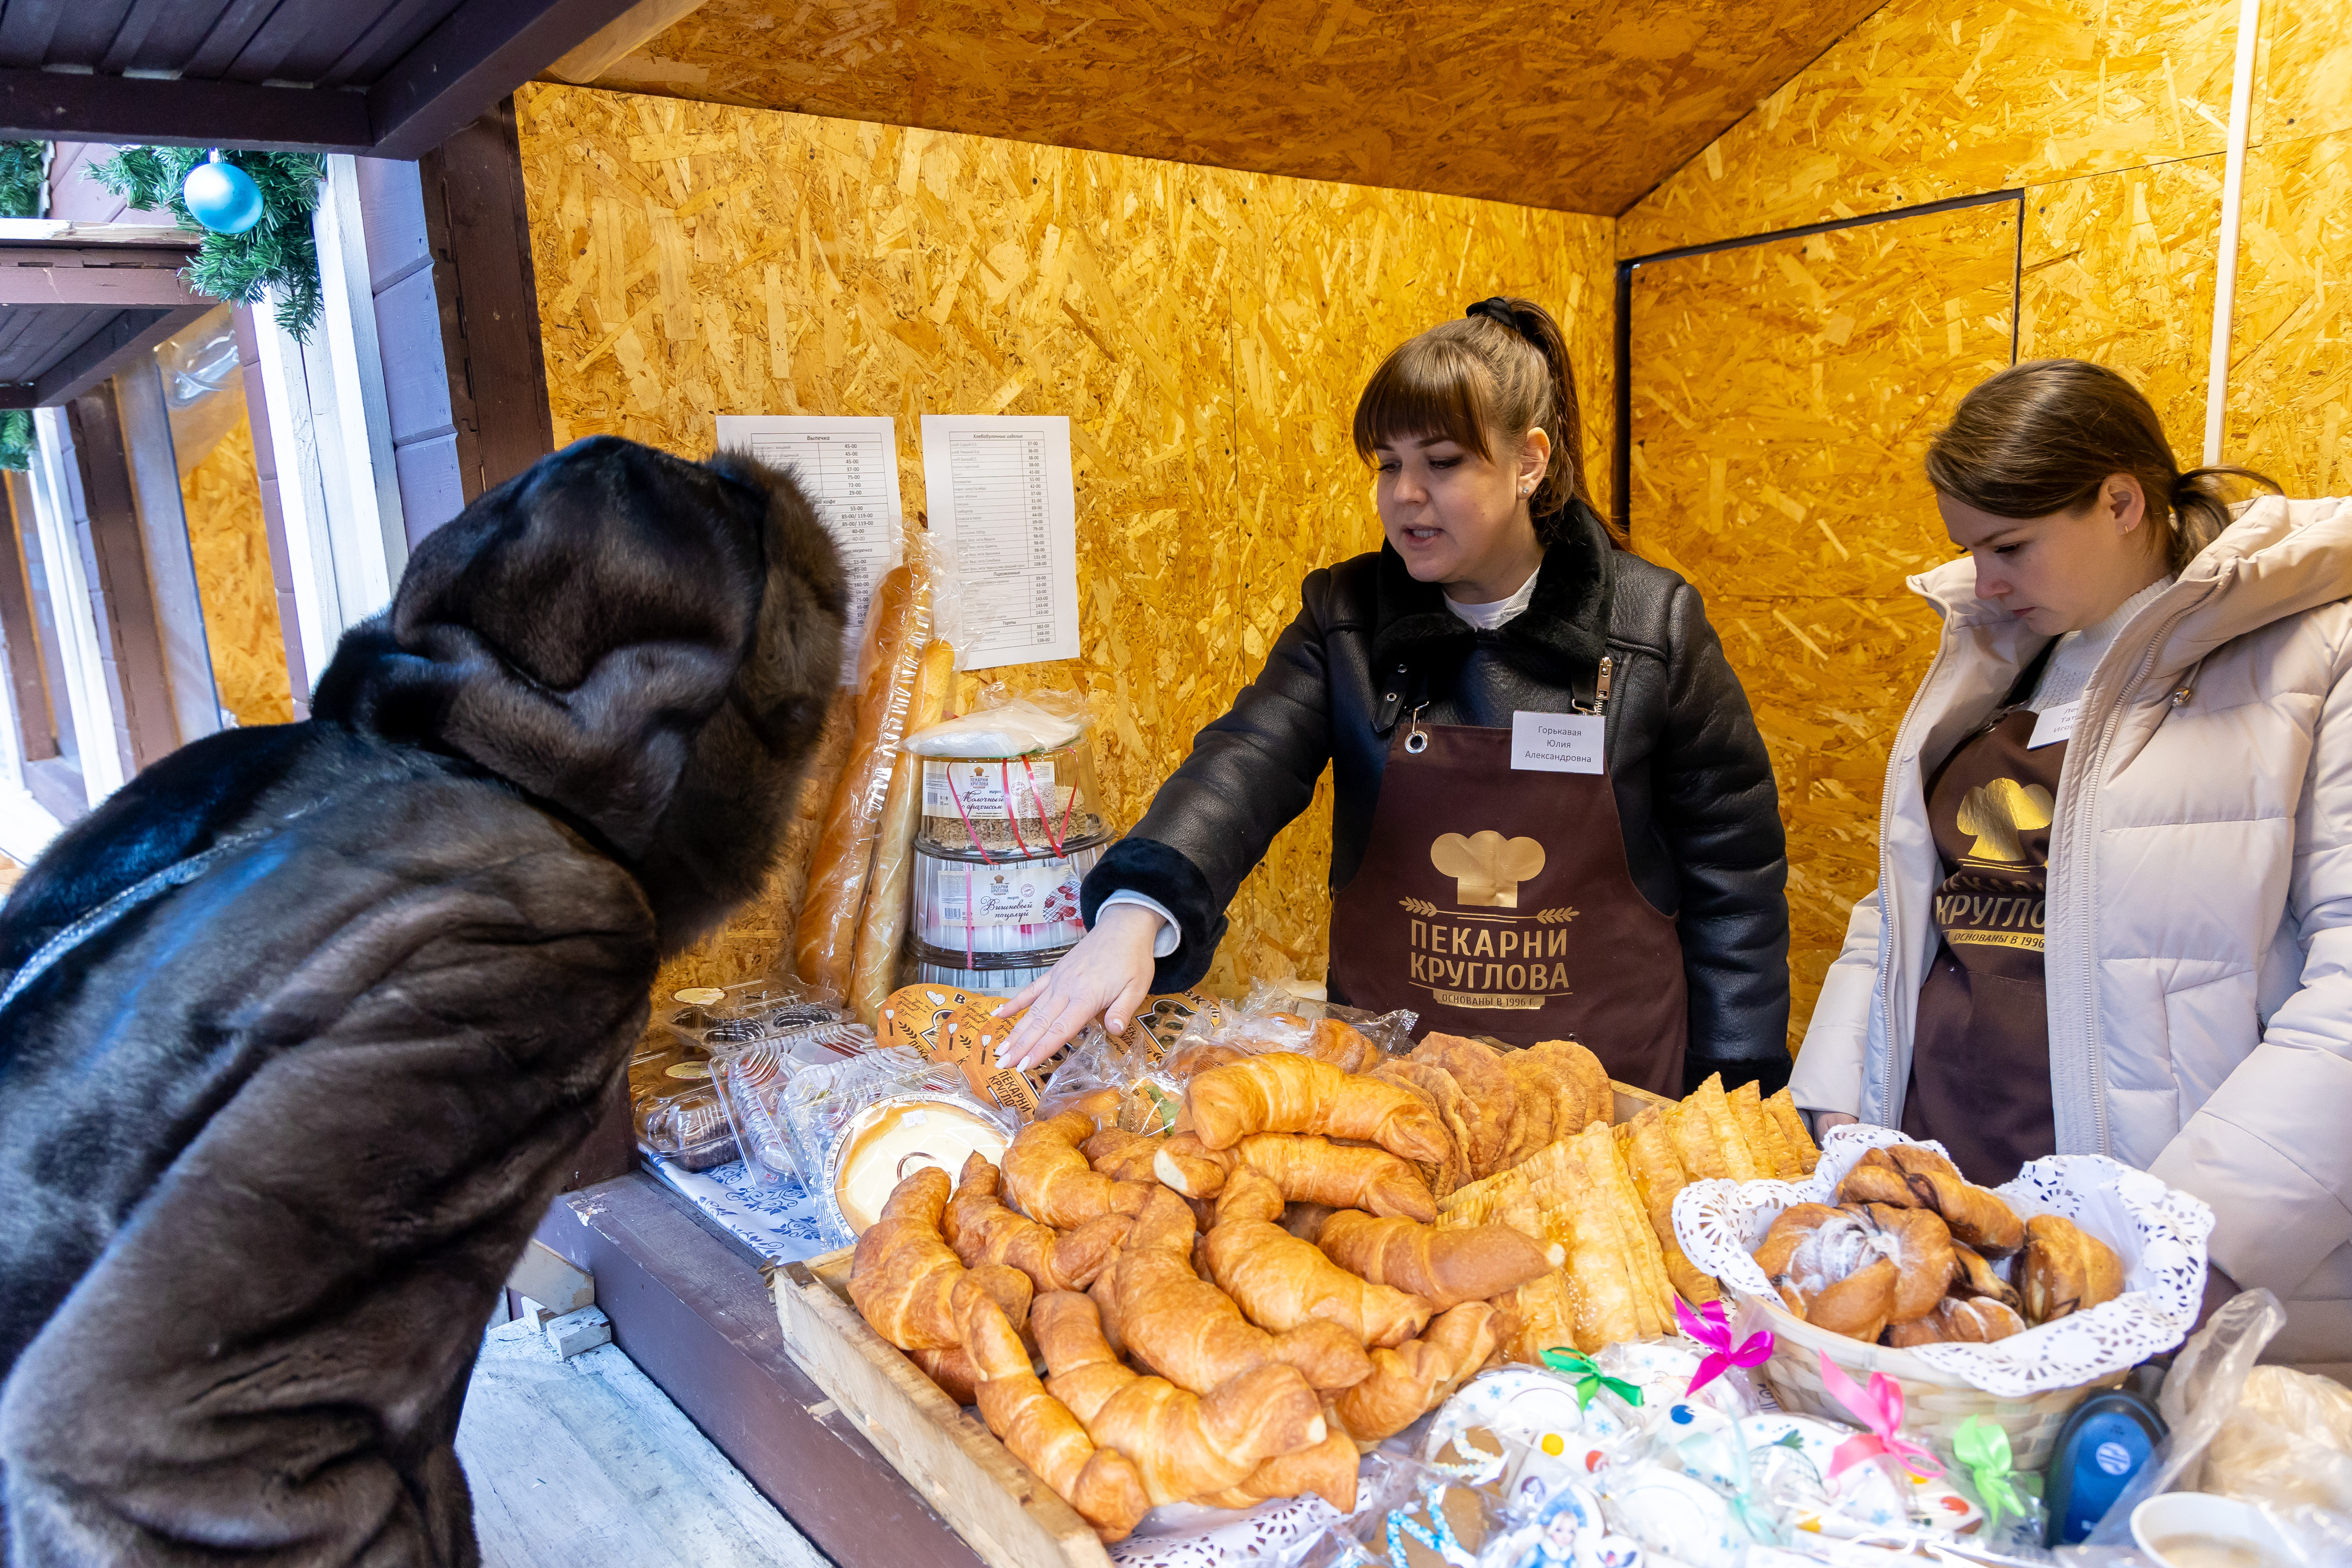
[1511,711,1603,774]
[2027,700,2080,750]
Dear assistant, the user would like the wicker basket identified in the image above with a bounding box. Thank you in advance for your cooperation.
[1745,1292,2123,1470]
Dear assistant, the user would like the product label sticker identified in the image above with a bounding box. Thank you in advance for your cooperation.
[1510,711,1603,774]
[938,861,1081,928]
[663,1061,712,1080]
[932,1004,1044,1116]
[2028,700,2080,750]
[924,760,1058,818]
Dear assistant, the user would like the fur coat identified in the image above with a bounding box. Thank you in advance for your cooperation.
[0,436,845,1564]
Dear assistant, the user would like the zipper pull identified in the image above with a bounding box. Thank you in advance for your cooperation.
[1595,654,1613,714]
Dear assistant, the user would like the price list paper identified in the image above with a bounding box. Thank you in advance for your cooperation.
[919,414,1081,670]
[714,415,906,684]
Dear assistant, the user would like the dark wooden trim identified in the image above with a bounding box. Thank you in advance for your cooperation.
[0,68,375,153]
[31,304,208,409]
[416,98,554,503]
[367,0,639,161]
[534,1174,986,1568]
[0,479,56,764]
[65,385,181,769]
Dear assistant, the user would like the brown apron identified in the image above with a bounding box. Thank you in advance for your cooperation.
[1901,704,2064,1183]
[1327,718,1688,1094]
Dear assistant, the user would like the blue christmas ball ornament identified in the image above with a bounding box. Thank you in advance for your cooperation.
[183,158,263,235]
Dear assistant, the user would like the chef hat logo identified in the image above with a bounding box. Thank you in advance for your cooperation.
[1430,830,1546,907]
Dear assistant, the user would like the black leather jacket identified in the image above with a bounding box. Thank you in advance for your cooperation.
[1081,501,1792,1089]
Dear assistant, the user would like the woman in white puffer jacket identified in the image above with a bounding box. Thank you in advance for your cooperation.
[1790,359,2351,1379]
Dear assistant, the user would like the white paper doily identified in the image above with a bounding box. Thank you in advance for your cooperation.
[1671,1124,2214,1398]
[1108,1492,1343,1566]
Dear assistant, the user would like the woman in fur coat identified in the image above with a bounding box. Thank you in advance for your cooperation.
[0,436,846,1563]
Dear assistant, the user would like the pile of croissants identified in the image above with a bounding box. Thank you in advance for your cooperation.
[846,1027,1603,1541]
[1753,1144,2125,1348]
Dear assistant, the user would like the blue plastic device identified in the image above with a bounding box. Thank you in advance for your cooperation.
[2043,1388,2167,1546]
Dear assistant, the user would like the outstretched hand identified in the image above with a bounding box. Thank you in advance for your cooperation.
[992,903,1162,1071]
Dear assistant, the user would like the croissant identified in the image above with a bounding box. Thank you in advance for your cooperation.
[1152,1132,1234,1197]
[1318,1209,1559,1309]
[1840,1146,2026,1258]
[1949,1241,2023,1313]
[1203,1169,1435,1348]
[947,1155,1134,1292]
[1236,1133,1439,1223]
[1304,1017,1378,1073]
[1035,1292,1327,1507]
[1084,1126,1166,1184]
[1194,1428,1361,1512]
[1114,1186,1374,1394]
[1331,1301,1501,1443]
[1187,1053,1452,1165]
[958,1288,1151,1541]
[1883,1295,2027,1346]
[1362,1059,1471,1198]
[2020,1214,2124,1325]
[1004,1111,1155,1229]
[911,1346,980,1406]
[1753,1202,1954,1340]
[1283,1202,1336,1242]
[849,1167,1035,1350]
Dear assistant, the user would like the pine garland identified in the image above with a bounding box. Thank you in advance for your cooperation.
[0,409,32,472]
[86,148,325,339]
[0,141,43,219]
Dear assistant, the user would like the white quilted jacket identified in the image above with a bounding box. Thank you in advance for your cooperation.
[1790,494,2352,1378]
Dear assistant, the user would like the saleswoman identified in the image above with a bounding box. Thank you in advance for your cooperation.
[1793,359,2352,1376]
[998,297,1789,1095]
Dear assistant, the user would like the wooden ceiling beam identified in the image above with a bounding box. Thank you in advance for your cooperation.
[368,0,642,159]
[0,67,375,153]
[23,303,208,409]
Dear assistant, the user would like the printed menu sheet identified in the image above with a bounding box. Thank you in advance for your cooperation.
[920,414,1081,670]
[714,415,905,684]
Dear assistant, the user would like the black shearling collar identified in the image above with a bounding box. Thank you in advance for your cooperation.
[1369,498,1617,698]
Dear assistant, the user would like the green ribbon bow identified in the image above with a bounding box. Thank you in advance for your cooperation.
[1539,1349,1644,1412]
[1953,1416,2027,1532]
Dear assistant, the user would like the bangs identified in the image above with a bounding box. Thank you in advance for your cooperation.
[1352,336,1497,464]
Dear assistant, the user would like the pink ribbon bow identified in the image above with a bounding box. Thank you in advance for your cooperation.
[1816,1351,1945,1482]
[1675,1297,1773,1398]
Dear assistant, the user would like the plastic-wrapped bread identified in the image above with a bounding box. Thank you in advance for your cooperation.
[773,691,855,967]
[796,566,926,999]
[848,638,957,1022]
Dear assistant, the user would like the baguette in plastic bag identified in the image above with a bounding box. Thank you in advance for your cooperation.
[796,562,928,998]
[848,638,958,1022]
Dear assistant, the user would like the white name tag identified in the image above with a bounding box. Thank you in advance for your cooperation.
[2027,700,2080,750]
[1511,711,1603,774]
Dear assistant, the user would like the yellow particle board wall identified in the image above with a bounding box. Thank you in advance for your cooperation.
[519,82,1616,993]
[181,412,294,730]
[2225,128,2352,496]
[1630,202,2020,1044]
[1620,0,2241,256]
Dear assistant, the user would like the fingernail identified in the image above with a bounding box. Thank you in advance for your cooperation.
[1108,1018,1125,1034]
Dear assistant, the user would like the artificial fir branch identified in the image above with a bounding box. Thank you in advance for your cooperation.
[0,142,43,219]
[0,410,32,472]
[86,148,325,339]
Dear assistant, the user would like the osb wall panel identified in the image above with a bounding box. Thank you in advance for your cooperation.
[2224,130,2352,497]
[2252,0,2352,144]
[588,0,1885,216]
[181,413,294,729]
[1619,0,2240,255]
[1629,202,2019,1045]
[517,83,1615,994]
[2020,155,2224,451]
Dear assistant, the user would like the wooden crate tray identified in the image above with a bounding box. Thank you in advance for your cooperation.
[770,1079,1672,1567]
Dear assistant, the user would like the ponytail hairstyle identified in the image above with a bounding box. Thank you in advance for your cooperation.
[1351,295,1619,549]
[1925,359,2280,574]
